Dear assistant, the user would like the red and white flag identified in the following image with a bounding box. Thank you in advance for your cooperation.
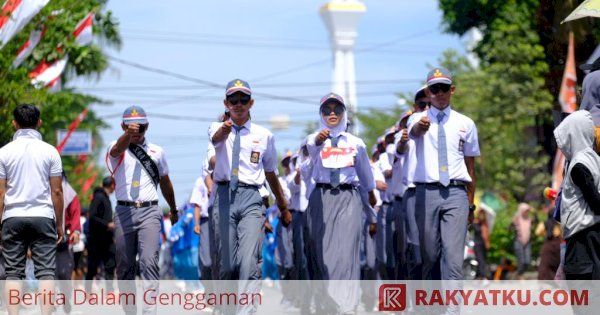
[558,32,577,114]
[29,56,68,89]
[0,0,50,49]
[12,27,43,67]
[553,31,578,192]
[73,12,93,46]
[29,12,94,90]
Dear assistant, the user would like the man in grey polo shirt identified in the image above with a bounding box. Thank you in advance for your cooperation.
[0,104,64,315]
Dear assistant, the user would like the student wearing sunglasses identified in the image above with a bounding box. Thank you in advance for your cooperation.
[209,79,290,312]
[304,93,377,313]
[408,67,480,281]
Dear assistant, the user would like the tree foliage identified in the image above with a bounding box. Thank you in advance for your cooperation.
[0,0,120,202]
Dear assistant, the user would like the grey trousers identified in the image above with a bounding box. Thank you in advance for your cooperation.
[212,184,264,280]
[114,204,161,315]
[415,184,468,280]
[402,188,422,280]
[393,196,407,280]
[198,216,213,279]
[212,184,264,315]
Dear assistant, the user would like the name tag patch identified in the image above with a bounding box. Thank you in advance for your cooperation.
[250,151,260,164]
[320,146,356,169]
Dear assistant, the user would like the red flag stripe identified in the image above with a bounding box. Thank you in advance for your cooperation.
[56,108,89,154]
[0,0,23,29]
[72,13,92,38]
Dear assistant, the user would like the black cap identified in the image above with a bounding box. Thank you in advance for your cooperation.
[580,56,600,72]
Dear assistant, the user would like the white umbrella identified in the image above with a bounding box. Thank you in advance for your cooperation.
[563,0,600,23]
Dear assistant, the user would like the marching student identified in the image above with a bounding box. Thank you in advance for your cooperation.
[106,105,179,314]
[305,93,377,314]
[409,68,480,280]
[395,86,429,280]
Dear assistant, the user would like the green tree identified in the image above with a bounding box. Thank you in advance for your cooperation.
[0,0,120,201]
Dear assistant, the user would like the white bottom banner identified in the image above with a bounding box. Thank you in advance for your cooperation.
[0,280,597,315]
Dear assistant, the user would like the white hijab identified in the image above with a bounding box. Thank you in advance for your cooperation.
[319,102,348,138]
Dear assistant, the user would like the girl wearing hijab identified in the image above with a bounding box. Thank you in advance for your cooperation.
[304,93,377,313]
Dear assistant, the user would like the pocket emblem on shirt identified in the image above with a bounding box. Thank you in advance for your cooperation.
[459,139,465,152]
[250,151,260,164]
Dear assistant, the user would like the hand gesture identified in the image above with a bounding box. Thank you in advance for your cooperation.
[170,210,179,225]
[56,226,64,245]
[194,224,201,235]
[418,116,431,132]
[400,128,409,143]
[221,120,233,134]
[125,123,140,136]
[369,223,377,236]
[280,209,292,227]
[315,128,330,146]
[264,221,273,234]
[69,232,80,245]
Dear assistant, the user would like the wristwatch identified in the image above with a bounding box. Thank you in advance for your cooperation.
[469,204,477,212]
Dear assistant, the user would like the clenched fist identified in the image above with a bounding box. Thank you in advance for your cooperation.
[315,128,330,146]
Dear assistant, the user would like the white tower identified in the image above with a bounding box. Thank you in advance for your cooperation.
[320,0,366,134]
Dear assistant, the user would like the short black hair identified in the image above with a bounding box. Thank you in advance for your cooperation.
[102,176,114,188]
[13,104,40,128]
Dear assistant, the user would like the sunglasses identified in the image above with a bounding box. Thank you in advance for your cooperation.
[428,83,451,94]
[138,124,148,133]
[227,96,251,106]
[320,104,345,116]
[416,101,429,108]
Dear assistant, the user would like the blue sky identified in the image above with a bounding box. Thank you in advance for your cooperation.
[70,0,466,206]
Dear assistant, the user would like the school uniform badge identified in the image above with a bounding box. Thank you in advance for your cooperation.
[251,151,260,163]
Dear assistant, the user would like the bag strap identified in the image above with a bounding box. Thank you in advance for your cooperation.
[128,143,160,187]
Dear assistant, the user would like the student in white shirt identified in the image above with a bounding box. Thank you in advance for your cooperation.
[209,79,290,284]
[305,93,377,314]
[408,68,480,280]
[0,104,63,315]
[106,105,178,314]
[395,86,429,280]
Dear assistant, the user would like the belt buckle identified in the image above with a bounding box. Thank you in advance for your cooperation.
[134,201,142,208]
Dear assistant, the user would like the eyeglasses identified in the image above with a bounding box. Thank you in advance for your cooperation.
[138,124,148,133]
[428,83,451,94]
[320,104,345,116]
[227,96,251,106]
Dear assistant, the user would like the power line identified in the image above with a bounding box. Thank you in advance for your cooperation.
[106,55,315,105]
[74,78,422,92]
[250,28,439,83]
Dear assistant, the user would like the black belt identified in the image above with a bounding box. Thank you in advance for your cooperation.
[316,183,355,190]
[394,195,403,201]
[117,200,158,208]
[216,181,259,189]
[415,180,467,187]
[382,201,393,205]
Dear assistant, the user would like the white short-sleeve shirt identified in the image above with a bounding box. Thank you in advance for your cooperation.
[189,176,209,218]
[407,106,480,183]
[107,139,169,202]
[0,129,62,220]
[210,120,277,186]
